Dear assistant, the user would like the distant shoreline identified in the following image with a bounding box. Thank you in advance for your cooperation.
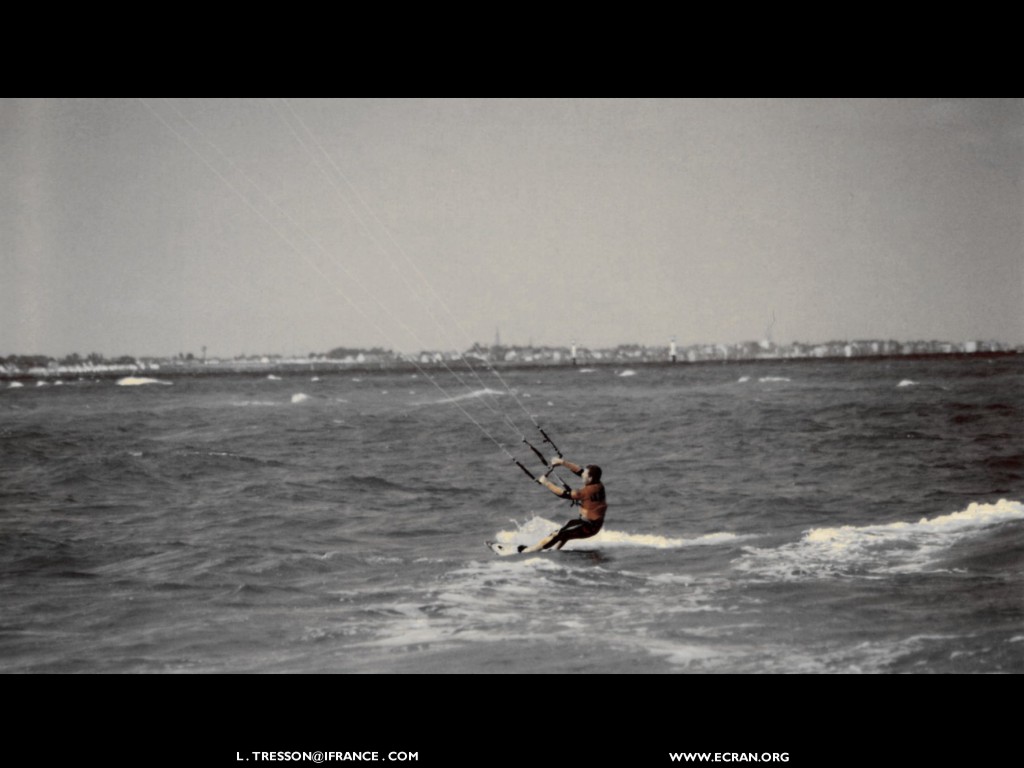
[2,350,1019,382]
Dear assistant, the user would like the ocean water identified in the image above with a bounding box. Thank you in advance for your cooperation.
[1,356,1022,674]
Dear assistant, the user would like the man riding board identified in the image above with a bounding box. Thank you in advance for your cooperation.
[518,457,607,553]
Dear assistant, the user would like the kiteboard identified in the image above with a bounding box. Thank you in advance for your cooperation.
[486,540,603,559]
[486,540,527,557]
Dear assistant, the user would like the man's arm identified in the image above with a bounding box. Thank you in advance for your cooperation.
[537,472,573,499]
[540,457,583,497]
[551,457,583,475]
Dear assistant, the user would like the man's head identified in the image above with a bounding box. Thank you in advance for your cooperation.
[584,464,602,483]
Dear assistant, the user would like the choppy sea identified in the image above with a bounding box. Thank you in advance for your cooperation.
[1,356,1022,674]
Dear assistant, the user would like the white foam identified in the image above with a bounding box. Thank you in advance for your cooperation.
[579,368,596,373]
[898,379,917,387]
[644,639,725,668]
[739,499,1024,579]
[429,388,504,405]
[807,499,1024,545]
[737,376,751,383]
[291,393,310,404]
[759,376,791,383]
[594,530,741,550]
[490,515,741,553]
[116,377,171,386]
[267,375,282,381]
[618,370,637,377]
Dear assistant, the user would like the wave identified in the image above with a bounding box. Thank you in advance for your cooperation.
[490,515,742,553]
[898,379,918,387]
[596,530,742,550]
[426,388,505,405]
[736,376,793,384]
[291,393,311,404]
[809,499,1024,541]
[116,377,171,386]
[618,370,637,377]
[737,499,1024,579]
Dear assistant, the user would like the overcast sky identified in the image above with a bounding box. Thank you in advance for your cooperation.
[2,98,1021,358]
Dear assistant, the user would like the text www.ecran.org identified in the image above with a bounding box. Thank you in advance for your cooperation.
[670,754,790,763]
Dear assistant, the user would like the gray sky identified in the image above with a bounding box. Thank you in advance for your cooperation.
[2,98,1021,358]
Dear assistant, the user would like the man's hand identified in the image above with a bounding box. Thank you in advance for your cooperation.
[550,457,564,467]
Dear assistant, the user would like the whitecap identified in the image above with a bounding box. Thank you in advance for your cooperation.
[116,377,171,386]
[291,393,310,404]
[737,499,1024,580]
[807,499,1024,544]
[488,515,742,553]
[759,376,790,383]
[267,375,282,381]
[644,640,725,668]
[897,379,917,387]
[426,388,503,405]
[8,381,24,389]
[737,376,751,383]
[618,370,637,377]
[595,529,741,550]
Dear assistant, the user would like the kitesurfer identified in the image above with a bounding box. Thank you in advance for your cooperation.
[519,457,607,553]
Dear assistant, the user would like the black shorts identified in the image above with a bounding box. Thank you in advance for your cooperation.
[556,516,603,542]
